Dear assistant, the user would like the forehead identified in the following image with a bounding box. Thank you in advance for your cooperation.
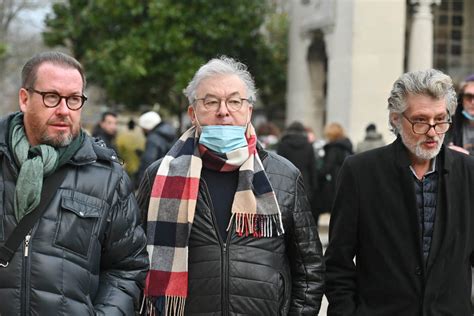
[35,62,83,91]
[196,74,246,96]
[104,115,117,122]
[405,93,447,116]
[464,82,474,93]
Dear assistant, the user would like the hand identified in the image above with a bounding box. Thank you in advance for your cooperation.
[448,143,470,155]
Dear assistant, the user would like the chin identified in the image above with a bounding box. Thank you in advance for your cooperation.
[42,132,74,147]
[414,145,441,160]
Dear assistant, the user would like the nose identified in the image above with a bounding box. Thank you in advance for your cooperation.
[426,124,437,137]
[54,97,70,115]
[216,99,230,116]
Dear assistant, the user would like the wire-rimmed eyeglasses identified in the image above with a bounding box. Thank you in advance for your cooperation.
[195,95,250,112]
[27,88,87,111]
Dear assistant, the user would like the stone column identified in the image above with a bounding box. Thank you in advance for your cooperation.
[286,4,314,127]
[408,0,441,71]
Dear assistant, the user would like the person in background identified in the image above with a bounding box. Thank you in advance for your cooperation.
[92,111,118,151]
[256,121,280,152]
[355,123,386,153]
[134,111,176,187]
[0,51,148,315]
[447,74,474,155]
[319,122,353,215]
[137,56,324,315]
[277,121,319,222]
[325,69,474,315]
[116,118,145,185]
[305,126,326,177]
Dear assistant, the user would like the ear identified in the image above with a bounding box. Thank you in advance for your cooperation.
[389,112,400,127]
[187,105,196,125]
[19,88,29,112]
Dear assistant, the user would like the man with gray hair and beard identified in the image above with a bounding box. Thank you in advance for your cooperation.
[325,69,474,315]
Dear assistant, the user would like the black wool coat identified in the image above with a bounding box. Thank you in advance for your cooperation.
[325,137,474,316]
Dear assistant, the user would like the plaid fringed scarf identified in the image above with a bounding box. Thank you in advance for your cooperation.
[143,124,284,315]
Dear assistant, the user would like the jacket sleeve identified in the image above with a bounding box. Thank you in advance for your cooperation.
[93,172,149,315]
[324,159,359,315]
[287,174,325,315]
[135,135,163,189]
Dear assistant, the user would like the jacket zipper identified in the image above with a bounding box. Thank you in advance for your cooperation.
[201,180,232,316]
[222,223,233,316]
[21,232,32,316]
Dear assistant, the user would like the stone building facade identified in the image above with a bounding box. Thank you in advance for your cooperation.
[287,0,474,144]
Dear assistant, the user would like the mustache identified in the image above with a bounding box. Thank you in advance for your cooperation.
[47,117,72,125]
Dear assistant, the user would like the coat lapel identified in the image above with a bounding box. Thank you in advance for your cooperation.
[393,138,424,264]
[426,147,453,275]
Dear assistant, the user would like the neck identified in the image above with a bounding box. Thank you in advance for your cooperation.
[408,152,432,179]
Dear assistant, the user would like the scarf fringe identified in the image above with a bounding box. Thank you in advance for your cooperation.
[228,213,284,238]
[141,296,186,316]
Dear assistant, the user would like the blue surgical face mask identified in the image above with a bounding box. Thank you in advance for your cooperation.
[462,110,474,121]
[199,125,247,153]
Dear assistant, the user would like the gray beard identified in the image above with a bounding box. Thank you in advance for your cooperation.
[41,132,73,148]
[399,128,444,161]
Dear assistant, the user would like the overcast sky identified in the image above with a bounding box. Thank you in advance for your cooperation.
[13,4,52,34]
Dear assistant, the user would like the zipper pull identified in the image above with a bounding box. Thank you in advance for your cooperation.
[223,242,227,253]
[24,234,31,257]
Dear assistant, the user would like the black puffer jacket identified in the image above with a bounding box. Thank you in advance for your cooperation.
[137,148,324,315]
[0,113,148,315]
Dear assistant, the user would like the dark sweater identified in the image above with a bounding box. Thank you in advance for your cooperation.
[201,167,239,240]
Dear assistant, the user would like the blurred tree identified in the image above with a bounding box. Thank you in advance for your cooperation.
[0,0,49,116]
[0,0,43,77]
[43,0,287,118]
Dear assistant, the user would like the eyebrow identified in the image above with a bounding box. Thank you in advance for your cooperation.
[203,91,241,98]
[410,112,449,119]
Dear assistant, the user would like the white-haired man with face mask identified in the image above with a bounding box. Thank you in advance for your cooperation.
[325,69,474,315]
[137,56,324,315]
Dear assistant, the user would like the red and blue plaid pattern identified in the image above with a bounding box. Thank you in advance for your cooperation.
[144,124,284,315]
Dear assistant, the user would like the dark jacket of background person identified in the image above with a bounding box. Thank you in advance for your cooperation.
[92,123,115,147]
[355,123,385,153]
[91,113,118,152]
[277,121,319,220]
[325,138,474,315]
[0,114,149,315]
[137,147,325,315]
[319,135,353,214]
[445,75,474,155]
[135,121,176,188]
[447,92,474,154]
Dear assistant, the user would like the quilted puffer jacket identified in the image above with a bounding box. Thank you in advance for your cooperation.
[137,147,324,315]
[0,113,148,316]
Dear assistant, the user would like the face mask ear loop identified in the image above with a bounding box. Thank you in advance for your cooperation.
[193,104,203,132]
[245,102,254,137]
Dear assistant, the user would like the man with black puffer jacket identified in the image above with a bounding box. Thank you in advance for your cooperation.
[0,51,148,316]
[137,56,324,316]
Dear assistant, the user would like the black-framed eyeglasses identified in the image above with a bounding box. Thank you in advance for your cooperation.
[195,95,250,112]
[27,88,87,111]
[462,93,474,103]
[401,112,451,135]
